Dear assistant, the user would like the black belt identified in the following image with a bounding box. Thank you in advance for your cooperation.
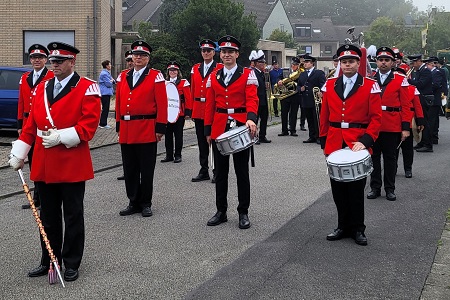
[330,122,368,129]
[120,114,156,120]
[23,112,30,117]
[216,107,246,114]
[194,97,206,102]
[410,107,415,111]
[382,106,401,112]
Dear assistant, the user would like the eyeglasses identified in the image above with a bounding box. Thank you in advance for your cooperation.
[201,49,213,53]
[50,58,70,65]
[30,56,46,60]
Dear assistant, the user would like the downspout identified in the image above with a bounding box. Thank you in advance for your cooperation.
[93,0,98,79]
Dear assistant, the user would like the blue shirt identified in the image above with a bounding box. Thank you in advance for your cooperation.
[269,68,283,92]
[98,69,114,96]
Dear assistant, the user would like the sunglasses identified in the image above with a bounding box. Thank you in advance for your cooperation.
[50,58,70,65]
[201,49,213,53]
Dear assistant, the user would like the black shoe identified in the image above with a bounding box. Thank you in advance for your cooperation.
[278,132,289,136]
[290,132,298,136]
[117,175,125,180]
[259,137,272,143]
[174,156,182,163]
[64,268,79,281]
[367,190,381,199]
[316,139,321,145]
[386,191,397,201]
[432,140,438,145]
[161,157,173,163]
[28,265,49,277]
[207,211,227,226]
[300,126,307,131]
[255,140,260,145]
[211,174,216,183]
[354,231,368,246]
[405,170,412,178]
[413,143,423,150]
[415,146,433,152]
[192,173,210,182]
[238,214,251,229]
[274,113,279,117]
[119,205,141,216]
[326,228,347,241]
[303,138,315,143]
[141,206,153,217]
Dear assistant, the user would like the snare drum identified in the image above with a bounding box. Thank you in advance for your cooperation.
[326,148,373,182]
[215,126,255,155]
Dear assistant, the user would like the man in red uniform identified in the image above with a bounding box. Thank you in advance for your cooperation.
[366,47,411,201]
[186,39,223,183]
[9,42,101,281]
[320,44,382,246]
[115,40,167,218]
[17,44,54,209]
[204,35,259,229]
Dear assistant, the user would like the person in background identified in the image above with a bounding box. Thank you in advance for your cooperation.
[269,61,283,117]
[17,44,54,209]
[161,61,191,163]
[98,60,115,129]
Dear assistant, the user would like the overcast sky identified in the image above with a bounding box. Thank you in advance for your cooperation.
[412,0,449,12]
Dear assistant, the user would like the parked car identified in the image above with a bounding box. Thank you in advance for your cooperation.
[0,66,31,129]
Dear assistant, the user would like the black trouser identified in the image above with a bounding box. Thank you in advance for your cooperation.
[280,96,299,133]
[330,177,366,233]
[165,117,185,158]
[36,181,85,269]
[304,107,318,140]
[370,132,400,192]
[433,109,440,142]
[99,95,111,126]
[397,129,413,172]
[419,100,440,149]
[212,141,250,214]
[28,143,39,203]
[121,142,157,208]
[272,97,279,115]
[194,119,213,174]
[256,105,269,138]
[300,107,306,127]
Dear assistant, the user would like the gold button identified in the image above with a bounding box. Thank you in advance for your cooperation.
[45,126,48,129]
[342,114,344,117]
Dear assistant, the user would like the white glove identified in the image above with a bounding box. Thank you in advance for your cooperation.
[8,154,24,170]
[42,129,61,148]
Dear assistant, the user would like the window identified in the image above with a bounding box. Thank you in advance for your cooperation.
[295,25,311,37]
[324,45,332,54]
[23,31,75,65]
[300,45,312,54]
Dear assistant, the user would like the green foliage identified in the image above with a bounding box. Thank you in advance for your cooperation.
[425,12,450,55]
[159,0,189,33]
[268,28,297,48]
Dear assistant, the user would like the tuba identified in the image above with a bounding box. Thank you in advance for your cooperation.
[272,70,301,101]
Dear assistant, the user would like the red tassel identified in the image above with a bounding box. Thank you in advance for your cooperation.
[48,263,57,284]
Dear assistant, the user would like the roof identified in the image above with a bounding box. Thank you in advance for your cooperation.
[123,0,163,27]
[236,0,278,28]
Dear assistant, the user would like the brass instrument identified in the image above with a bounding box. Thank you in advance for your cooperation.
[406,67,413,78]
[327,68,336,79]
[272,70,301,101]
[313,87,322,128]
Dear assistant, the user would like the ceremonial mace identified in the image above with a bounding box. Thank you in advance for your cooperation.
[17,169,65,287]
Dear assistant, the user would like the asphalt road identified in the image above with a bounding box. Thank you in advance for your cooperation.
[0,121,449,300]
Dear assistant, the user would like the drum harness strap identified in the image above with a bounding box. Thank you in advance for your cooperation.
[330,122,368,129]
[120,114,156,120]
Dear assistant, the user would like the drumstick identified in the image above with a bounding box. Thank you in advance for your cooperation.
[396,140,403,149]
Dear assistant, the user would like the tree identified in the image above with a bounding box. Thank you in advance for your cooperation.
[425,12,450,55]
[171,0,260,66]
[159,0,190,33]
[268,28,296,48]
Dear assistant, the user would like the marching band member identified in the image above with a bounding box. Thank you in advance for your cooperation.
[327,54,339,79]
[17,44,54,209]
[250,50,271,144]
[204,35,259,229]
[116,40,167,218]
[278,57,301,136]
[320,44,382,246]
[161,61,191,163]
[393,66,424,178]
[269,60,283,117]
[407,54,433,152]
[186,39,223,183]
[366,47,411,201]
[9,42,101,281]
[297,54,326,144]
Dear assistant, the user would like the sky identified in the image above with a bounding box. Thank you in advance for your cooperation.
[412,0,449,12]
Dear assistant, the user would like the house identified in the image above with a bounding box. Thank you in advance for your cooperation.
[1,0,125,79]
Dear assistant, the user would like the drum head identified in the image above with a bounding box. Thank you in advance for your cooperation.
[166,82,180,123]
[217,126,248,140]
[327,148,370,164]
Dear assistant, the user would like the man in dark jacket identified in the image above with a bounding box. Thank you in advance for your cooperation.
[251,50,271,143]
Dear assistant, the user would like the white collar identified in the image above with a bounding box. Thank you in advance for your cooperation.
[343,73,358,83]
[54,72,75,90]
[224,64,238,76]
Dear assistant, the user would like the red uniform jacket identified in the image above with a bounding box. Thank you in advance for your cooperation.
[204,65,259,139]
[175,78,192,117]
[19,74,100,183]
[374,71,411,132]
[17,67,54,129]
[409,85,425,127]
[187,61,223,119]
[115,67,167,143]
[320,75,382,155]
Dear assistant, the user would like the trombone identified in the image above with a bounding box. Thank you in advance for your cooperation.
[313,87,322,130]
